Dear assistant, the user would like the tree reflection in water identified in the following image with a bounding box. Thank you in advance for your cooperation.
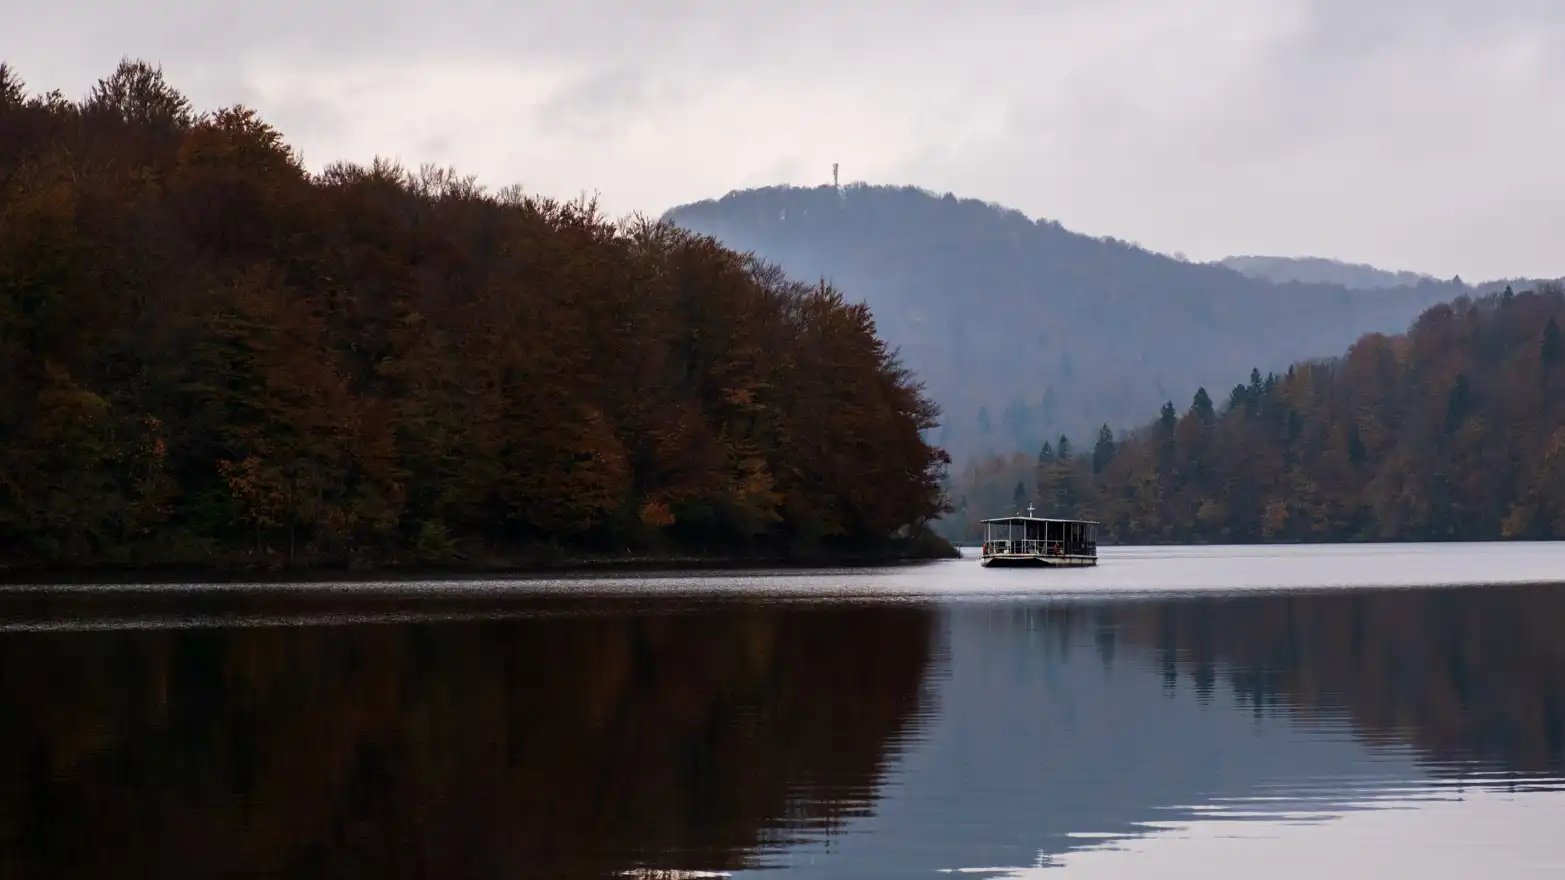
[0,599,937,879]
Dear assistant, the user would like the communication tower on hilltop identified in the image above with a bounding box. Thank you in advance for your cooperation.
[833,163,839,189]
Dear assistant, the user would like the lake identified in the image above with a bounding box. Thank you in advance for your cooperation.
[2,543,1563,877]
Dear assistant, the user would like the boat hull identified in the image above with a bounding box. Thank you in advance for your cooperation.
[980,554,1097,568]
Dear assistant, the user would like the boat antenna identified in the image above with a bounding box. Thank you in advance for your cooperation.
[1026,504,1035,517]
[833,163,839,189]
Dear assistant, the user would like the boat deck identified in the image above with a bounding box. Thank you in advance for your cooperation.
[979,507,1099,568]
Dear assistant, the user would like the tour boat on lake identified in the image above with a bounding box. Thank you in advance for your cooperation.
[979,505,1099,567]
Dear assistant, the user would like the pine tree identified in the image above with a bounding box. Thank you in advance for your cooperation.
[1191,387,1215,422]
[1347,423,1367,464]
[1092,424,1116,474]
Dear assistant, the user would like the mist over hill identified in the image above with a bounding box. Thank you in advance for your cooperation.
[1218,255,1436,290]
[664,184,1497,461]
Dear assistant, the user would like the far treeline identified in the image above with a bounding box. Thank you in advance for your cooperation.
[0,60,953,572]
[945,284,1565,544]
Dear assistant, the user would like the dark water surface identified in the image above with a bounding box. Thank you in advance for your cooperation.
[3,544,1564,877]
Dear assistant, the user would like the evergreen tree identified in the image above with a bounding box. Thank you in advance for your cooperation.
[1191,387,1215,422]
[1034,441,1055,500]
[1226,383,1249,413]
[1347,424,1367,464]
[1092,424,1116,474]
[1037,440,1056,464]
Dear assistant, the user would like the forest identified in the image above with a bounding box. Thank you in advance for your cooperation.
[945,284,1565,544]
[1218,254,1435,289]
[0,60,954,572]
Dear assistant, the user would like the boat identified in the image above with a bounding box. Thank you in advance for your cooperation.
[979,505,1099,567]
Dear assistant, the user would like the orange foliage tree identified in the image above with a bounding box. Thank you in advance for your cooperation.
[0,59,951,570]
[945,284,1565,544]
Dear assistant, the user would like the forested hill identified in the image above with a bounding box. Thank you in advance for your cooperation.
[0,60,953,572]
[1217,255,1437,289]
[664,185,1487,461]
[945,284,1565,544]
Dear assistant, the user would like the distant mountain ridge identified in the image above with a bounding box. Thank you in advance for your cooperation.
[664,184,1520,461]
[1217,255,1437,289]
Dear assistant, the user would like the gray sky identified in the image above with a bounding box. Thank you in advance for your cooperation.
[5,0,1563,280]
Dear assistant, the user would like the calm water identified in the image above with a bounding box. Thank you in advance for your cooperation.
[3,543,1564,877]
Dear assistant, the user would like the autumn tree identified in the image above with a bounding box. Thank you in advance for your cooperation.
[943,284,1565,545]
[0,61,953,571]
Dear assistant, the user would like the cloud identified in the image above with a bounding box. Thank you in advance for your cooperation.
[3,0,1562,279]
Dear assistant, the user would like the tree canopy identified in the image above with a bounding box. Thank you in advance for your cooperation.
[0,59,952,571]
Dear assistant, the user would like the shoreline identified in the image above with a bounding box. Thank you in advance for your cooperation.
[0,544,963,587]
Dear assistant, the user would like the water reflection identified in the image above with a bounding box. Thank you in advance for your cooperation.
[0,601,937,879]
[1,570,1564,877]
[744,586,1565,877]
[888,591,1565,878]
[1117,585,1565,777]
[997,778,1565,878]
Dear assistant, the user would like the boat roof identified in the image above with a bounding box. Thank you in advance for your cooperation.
[980,515,1099,525]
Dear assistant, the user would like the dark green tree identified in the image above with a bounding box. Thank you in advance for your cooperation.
[1347,424,1367,464]
[1191,387,1215,422]
[1037,440,1056,464]
[1092,424,1116,474]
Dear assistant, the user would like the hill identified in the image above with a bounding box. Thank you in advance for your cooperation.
[1217,255,1436,289]
[665,185,1490,462]
[0,60,952,571]
[944,283,1565,543]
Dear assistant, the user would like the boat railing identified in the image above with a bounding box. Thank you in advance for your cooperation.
[983,539,1086,557]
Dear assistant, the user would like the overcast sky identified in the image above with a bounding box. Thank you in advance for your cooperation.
[5,0,1563,280]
